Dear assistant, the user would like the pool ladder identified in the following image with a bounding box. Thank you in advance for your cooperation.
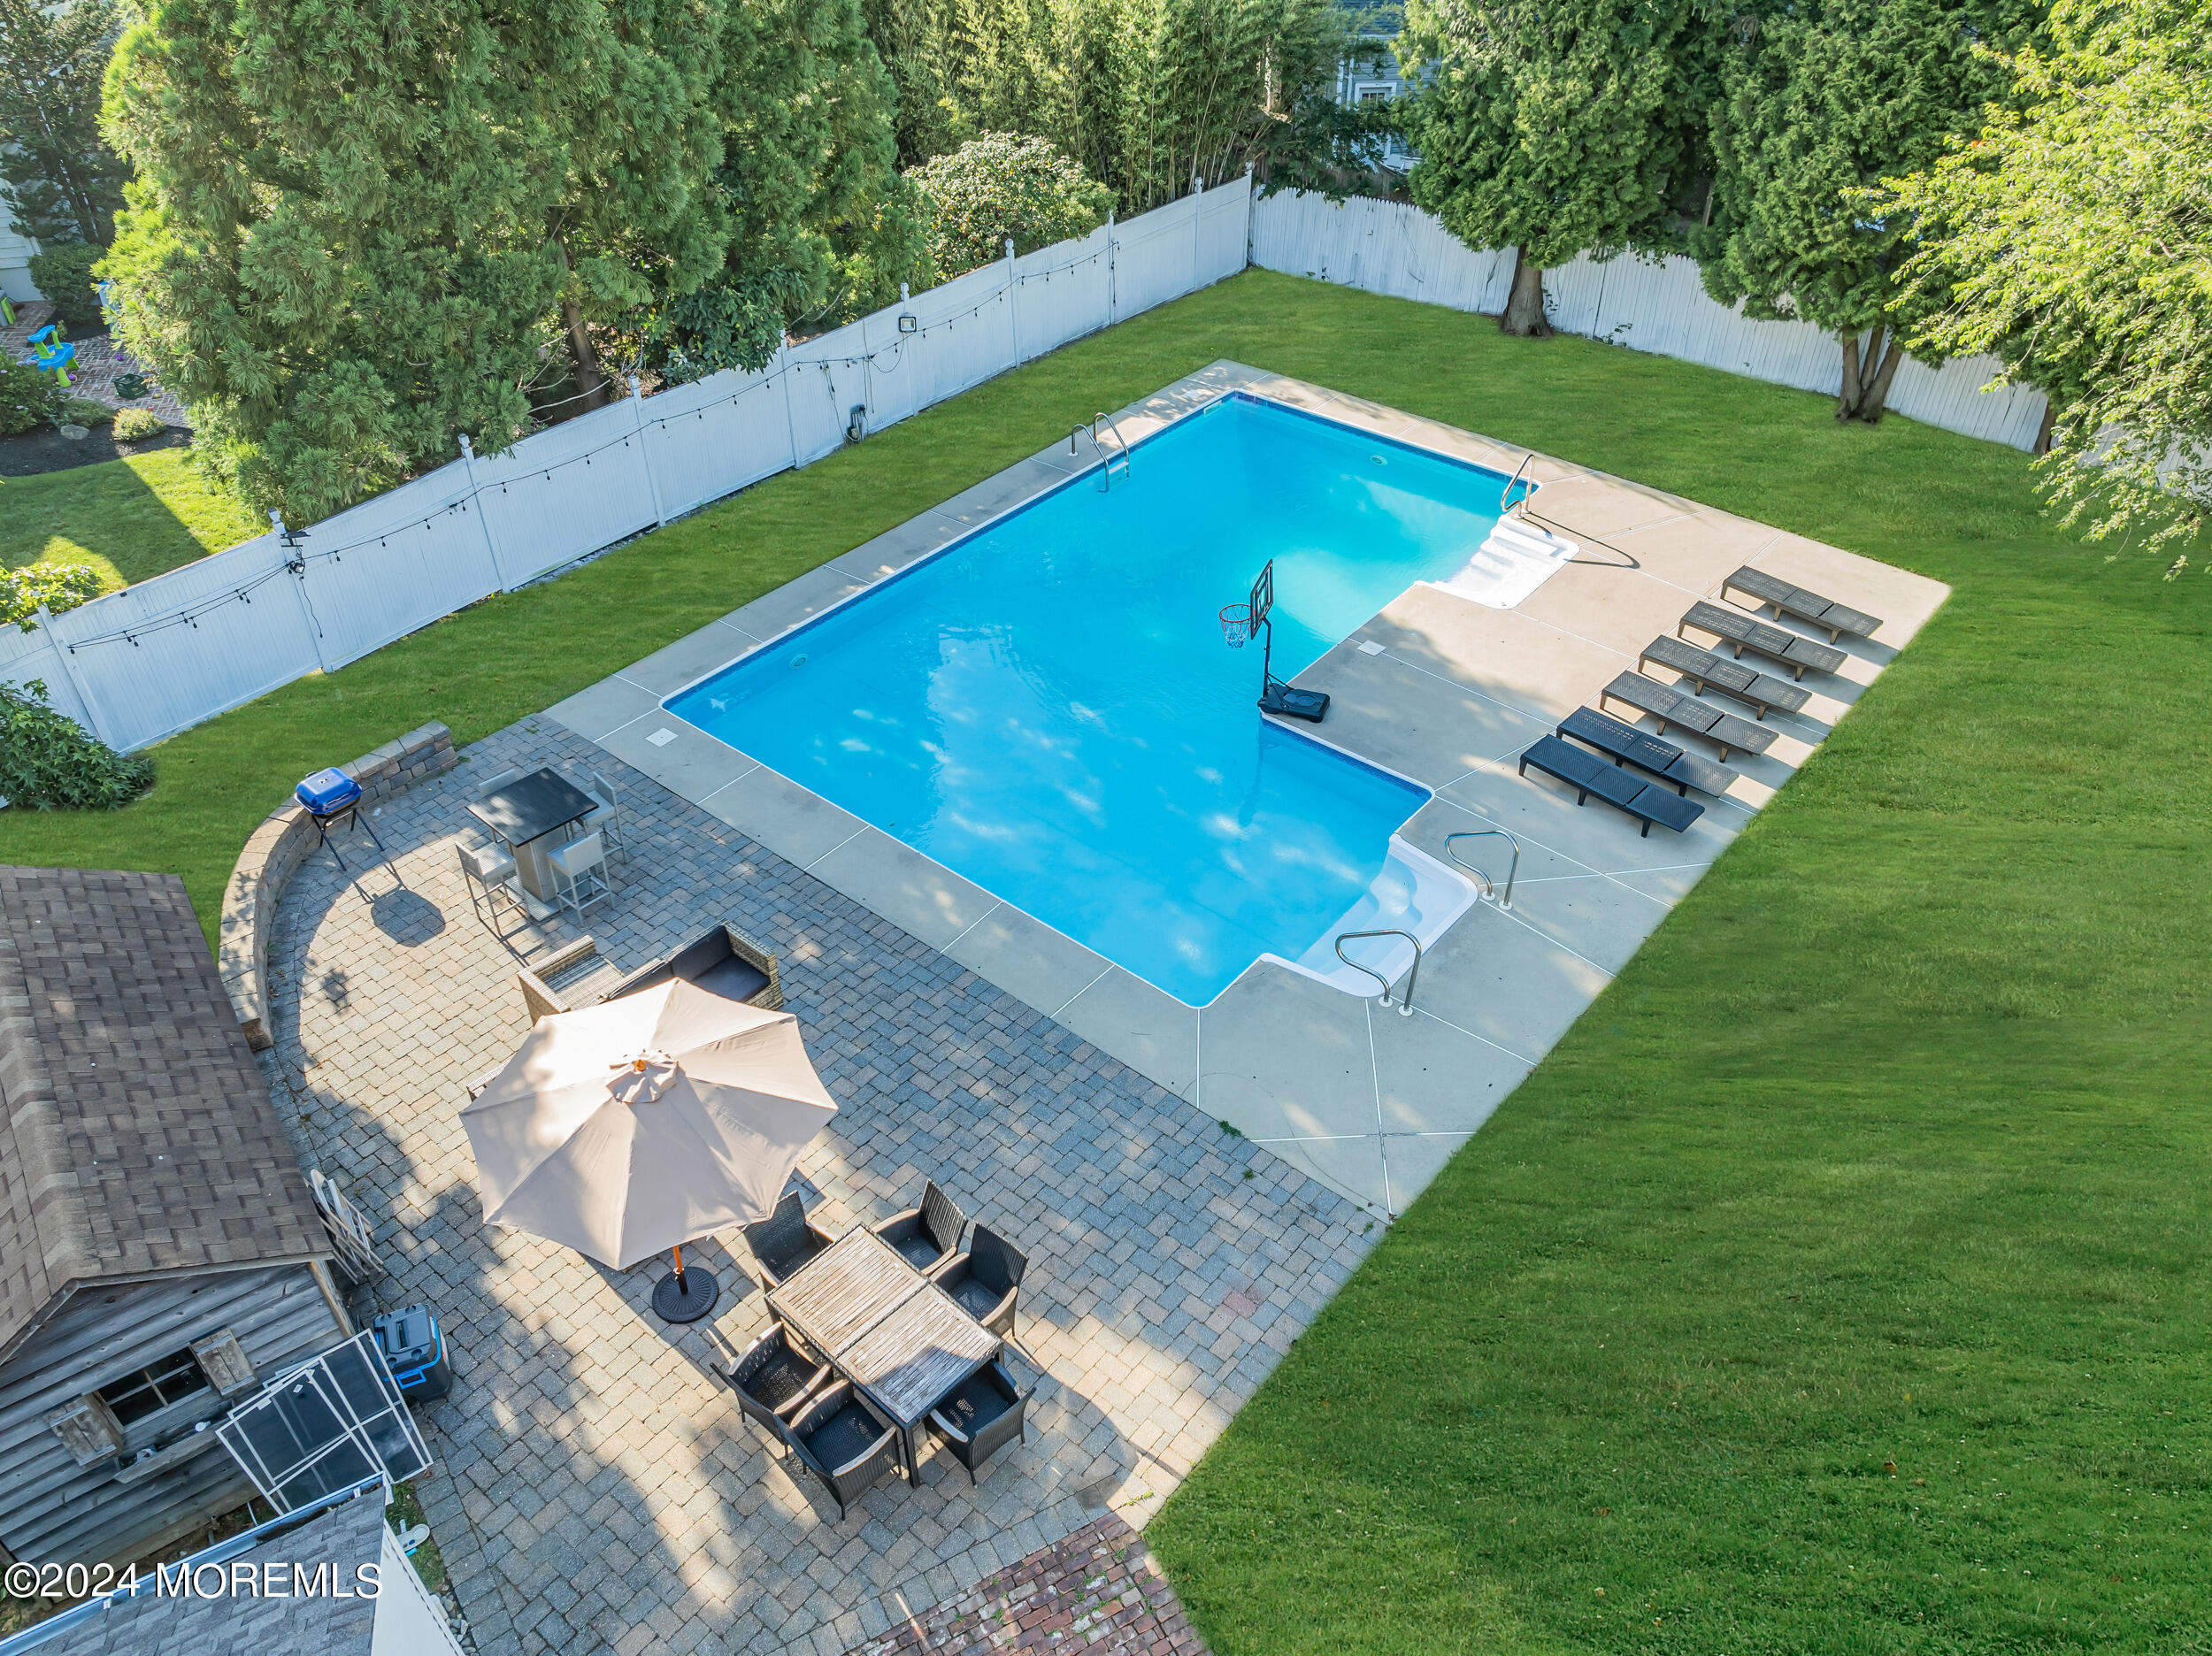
[1445,829,1519,909]
[1070,412,1132,489]
[1501,452,1533,518]
[1334,929,1421,1016]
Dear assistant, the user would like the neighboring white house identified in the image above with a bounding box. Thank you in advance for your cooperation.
[1,194,43,303]
[1337,11,1417,172]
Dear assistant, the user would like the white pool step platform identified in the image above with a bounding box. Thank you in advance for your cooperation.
[1425,514,1578,610]
[1264,838,1479,1000]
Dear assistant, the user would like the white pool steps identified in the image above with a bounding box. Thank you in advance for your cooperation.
[1265,839,1479,1000]
[1425,515,1578,610]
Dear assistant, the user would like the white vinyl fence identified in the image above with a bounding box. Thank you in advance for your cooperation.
[7,173,2047,755]
[1248,189,2049,451]
[3,180,1253,754]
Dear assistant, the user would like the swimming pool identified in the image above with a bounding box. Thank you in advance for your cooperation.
[666,392,1527,1005]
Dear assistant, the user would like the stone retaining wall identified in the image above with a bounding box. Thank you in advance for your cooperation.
[219,722,456,1049]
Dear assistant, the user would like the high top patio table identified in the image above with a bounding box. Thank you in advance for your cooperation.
[466,768,596,915]
[768,1227,1002,1481]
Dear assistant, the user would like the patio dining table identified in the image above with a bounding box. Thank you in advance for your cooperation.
[465,767,597,910]
[768,1227,1002,1480]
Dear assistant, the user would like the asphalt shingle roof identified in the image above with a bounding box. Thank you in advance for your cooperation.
[0,866,329,1362]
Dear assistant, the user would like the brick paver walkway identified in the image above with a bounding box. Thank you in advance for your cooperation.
[836,1514,1205,1655]
[261,713,1371,1656]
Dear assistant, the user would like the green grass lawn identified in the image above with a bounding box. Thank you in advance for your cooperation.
[2,272,2206,1651]
[0,447,266,590]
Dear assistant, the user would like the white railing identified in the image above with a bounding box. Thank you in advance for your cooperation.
[2,180,1254,753]
[5,172,2055,755]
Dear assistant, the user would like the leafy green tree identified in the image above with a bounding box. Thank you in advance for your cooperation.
[650,0,922,377]
[0,679,154,809]
[1697,0,2041,422]
[910,132,1114,278]
[1880,0,2208,558]
[862,0,1379,213]
[101,0,731,519]
[0,0,132,246]
[1397,0,1712,335]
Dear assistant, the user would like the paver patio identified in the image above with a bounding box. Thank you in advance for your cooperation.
[260,715,1370,1656]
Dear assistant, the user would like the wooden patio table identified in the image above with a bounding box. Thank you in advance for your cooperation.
[768,1227,1002,1480]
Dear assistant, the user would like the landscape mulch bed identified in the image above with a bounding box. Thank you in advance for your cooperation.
[0,422,192,478]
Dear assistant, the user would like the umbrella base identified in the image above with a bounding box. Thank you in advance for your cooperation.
[651,1268,719,1323]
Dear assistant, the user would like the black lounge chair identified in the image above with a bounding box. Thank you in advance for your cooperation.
[1558,707,1739,798]
[743,1191,834,1289]
[1721,565,1883,642]
[1678,601,1847,680]
[779,1382,903,1519]
[1635,634,1809,719]
[726,1322,831,1448]
[1597,672,1775,763]
[871,1179,968,1272]
[931,1223,1027,1338]
[1518,735,1704,837]
[926,1361,1033,1486]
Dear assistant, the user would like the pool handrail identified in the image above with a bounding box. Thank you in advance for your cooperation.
[1502,451,1533,518]
[1443,829,1519,909]
[1091,411,1133,482]
[1069,422,1118,489]
[1334,928,1420,1016]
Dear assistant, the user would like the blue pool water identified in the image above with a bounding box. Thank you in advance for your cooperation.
[666,393,1517,1004]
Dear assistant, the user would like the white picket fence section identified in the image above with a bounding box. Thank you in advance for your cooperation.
[7,173,2047,755]
[1248,189,2048,451]
[2,181,1251,753]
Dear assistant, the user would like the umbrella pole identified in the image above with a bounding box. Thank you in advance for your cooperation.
[651,1241,719,1324]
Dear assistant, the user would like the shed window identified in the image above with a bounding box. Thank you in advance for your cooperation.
[96,1348,211,1425]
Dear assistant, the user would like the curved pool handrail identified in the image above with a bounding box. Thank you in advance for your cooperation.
[1444,829,1518,909]
[1334,928,1420,1016]
[1501,451,1534,518]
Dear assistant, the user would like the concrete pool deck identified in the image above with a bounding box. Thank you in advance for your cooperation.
[549,362,1950,1215]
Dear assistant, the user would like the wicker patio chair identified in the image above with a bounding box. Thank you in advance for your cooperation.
[726,1322,832,1451]
[871,1179,968,1272]
[743,1191,835,1289]
[779,1382,903,1519]
[930,1223,1026,1338]
[926,1361,1032,1486]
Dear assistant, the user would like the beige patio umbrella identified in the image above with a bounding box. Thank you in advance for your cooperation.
[462,977,836,1320]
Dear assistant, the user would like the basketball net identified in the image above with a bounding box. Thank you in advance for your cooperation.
[1218,602,1251,648]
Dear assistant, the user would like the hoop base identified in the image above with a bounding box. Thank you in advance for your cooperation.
[1260,683,1330,724]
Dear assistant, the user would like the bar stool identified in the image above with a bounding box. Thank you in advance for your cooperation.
[581,770,626,861]
[548,831,612,918]
[458,842,526,936]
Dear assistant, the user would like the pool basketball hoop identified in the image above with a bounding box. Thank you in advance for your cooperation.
[1228,561,1330,723]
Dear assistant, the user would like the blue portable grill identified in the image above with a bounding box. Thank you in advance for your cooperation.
[371,1304,453,1403]
[294,767,382,872]
[296,768,362,815]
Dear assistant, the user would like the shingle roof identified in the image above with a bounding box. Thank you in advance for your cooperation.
[0,867,330,1362]
[20,1485,385,1655]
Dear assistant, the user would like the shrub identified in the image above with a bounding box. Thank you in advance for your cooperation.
[0,356,64,436]
[908,134,1116,280]
[27,242,105,331]
[111,406,165,441]
[2,563,105,632]
[0,679,155,809]
[62,396,113,426]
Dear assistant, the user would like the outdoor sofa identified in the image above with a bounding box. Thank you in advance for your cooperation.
[518,922,782,1024]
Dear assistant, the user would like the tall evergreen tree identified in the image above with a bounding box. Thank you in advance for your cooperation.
[101,0,732,518]
[0,0,132,246]
[1695,0,2042,421]
[1396,0,1711,335]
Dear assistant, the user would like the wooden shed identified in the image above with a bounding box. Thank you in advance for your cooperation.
[0,866,351,1569]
